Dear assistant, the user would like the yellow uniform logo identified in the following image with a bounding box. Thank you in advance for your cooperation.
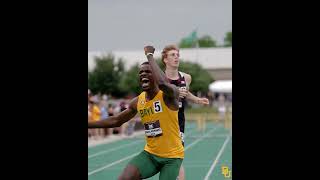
[221,165,232,178]
[139,107,154,117]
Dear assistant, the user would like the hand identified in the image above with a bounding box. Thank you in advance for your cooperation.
[197,98,209,105]
[144,45,155,56]
[178,88,188,98]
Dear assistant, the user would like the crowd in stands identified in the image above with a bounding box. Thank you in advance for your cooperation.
[88,89,231,141]
[88,89,139,141]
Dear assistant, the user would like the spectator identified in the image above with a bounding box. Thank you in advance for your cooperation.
[99,99,108,138]
[106,103,115,136]
[89,96,101,140]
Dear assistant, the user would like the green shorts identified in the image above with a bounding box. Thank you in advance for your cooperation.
[128,150,183,180]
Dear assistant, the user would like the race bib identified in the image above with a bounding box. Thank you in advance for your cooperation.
[178,87,186,108]
[144,120,163,137]
[153,101,163,113]
[180,131,185,143]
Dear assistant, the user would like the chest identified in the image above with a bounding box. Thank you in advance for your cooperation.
[138,99,164,119]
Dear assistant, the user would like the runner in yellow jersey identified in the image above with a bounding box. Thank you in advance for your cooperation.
[88,45,183,180]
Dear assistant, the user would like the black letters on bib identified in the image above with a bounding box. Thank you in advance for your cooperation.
[144,120,163,137]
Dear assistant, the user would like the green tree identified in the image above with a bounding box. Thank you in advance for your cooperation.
[178,60,214,94]
[198,35,217,47]
[89,55,214,97]
[118,63,141,96]
[179,40,193,48]
[88,54,126,97]
[179,31,217,48]
[179,30,198,48]
[224,31,232,47]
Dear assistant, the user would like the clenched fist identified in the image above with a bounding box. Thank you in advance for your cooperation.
[178,88,188,99]
[197,98,210,105]
[144,45,155,56]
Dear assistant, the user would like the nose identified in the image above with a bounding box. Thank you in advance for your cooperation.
[140,71,148,77]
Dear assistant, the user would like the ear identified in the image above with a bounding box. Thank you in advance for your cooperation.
[163,58,169,64]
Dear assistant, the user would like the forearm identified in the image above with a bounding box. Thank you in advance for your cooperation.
[88,117,120,128]
[146,54,168,85]
[186,91,201,104]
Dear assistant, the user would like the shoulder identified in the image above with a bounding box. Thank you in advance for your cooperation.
[128,97,139,111]
[161,88,179,111]
[180,71,192,84]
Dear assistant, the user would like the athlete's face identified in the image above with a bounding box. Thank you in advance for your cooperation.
[139,64,154,91]
[164,49,180,68]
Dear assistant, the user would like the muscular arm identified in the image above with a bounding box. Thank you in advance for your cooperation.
[88,98,138,128]
[144,46,179,109]
[144,46,178,98]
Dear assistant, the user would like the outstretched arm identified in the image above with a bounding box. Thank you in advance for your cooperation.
[180,72,209,105]
[88,97,138,128]
[186,91,210,105]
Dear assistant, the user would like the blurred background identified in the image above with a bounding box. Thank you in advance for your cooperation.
[88,0,232,179]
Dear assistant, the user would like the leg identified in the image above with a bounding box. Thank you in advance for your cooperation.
[93,128,99,140]
[124,151,160,179]
[89,129,94,140]
[177,164,185,180]
[88,129,92,140]
[122,122,128,135]
[118,164,141,180]
[108,128,114,136]
[159,158,183,180]
[99,128,104,138]
[128,121,136,136]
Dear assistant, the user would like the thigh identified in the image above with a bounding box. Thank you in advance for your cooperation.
[128,151,160,179]
[159,158,183,180]
[118,164,141,180]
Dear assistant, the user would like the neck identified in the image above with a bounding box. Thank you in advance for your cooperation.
[145,87,159,101]
[165,66,179,80]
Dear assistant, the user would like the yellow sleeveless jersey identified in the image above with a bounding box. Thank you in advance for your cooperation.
[137,90,184,159]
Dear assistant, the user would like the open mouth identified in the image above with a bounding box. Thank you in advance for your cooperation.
[141,78,150,88]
